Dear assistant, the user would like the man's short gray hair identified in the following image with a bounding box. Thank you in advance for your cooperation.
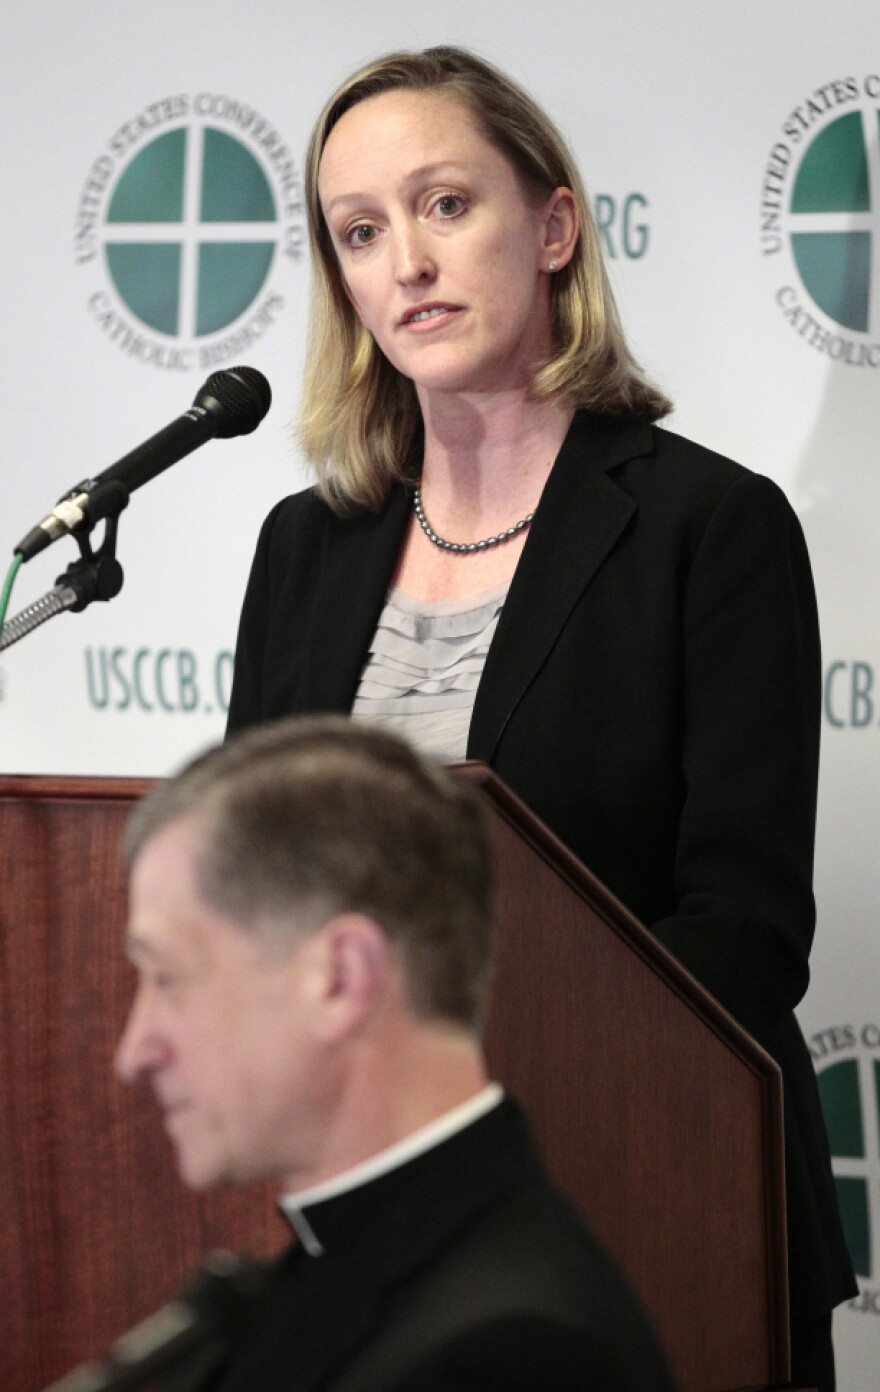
[126,717,495,1029]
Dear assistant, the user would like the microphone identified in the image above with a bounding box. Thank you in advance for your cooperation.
[41,1251,270,1392]
[15,366,271,562]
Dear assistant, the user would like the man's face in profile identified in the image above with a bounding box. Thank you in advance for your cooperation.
[116,817,323,1191]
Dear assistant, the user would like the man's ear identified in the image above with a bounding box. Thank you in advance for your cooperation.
[309,913,394,1041]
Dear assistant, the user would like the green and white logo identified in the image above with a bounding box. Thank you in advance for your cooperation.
[812,1022,880,1313]
[761,76,880,366]
[75,95,306,371]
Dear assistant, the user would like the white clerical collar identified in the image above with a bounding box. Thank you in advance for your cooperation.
[279,1083,503,1257]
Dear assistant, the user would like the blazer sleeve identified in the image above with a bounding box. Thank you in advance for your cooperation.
[225,498,288,735]
[651,469,821,1029]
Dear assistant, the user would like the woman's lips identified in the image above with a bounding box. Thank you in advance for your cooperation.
[400,304,463,332]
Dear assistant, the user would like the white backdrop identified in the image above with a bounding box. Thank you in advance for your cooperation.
[2,3,878,1383]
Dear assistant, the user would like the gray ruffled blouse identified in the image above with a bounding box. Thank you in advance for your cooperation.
[351,582,508,762]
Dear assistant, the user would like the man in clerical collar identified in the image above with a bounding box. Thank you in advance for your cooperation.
[116,716,676,1392]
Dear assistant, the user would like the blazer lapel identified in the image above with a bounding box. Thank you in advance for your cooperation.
[300,486,411,713]
[468,414,652,762]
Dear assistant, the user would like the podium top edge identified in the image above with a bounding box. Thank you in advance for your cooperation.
[0,774,154,801]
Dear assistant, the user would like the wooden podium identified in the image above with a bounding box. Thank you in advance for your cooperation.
[0,771,790,1392]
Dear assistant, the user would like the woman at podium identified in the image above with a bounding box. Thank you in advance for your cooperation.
[225,45,855,1391]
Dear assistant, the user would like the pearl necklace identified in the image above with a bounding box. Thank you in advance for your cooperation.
[413,486,535,554]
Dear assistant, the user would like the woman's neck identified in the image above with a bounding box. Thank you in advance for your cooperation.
[389,391,574,604]
[417,390,575,530]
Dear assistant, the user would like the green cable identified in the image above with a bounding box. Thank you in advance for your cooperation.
[0,553,23,630]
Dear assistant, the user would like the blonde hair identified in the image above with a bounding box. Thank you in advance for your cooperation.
[301,45,671,512]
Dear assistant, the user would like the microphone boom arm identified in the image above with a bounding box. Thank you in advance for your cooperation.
[0,506,126,653]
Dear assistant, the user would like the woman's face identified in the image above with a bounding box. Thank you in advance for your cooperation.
[318,89,566,402]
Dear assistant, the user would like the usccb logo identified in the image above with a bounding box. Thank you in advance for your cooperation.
[74,95,306,370]
[760,76,880,367]
[84,645,233,715]
[593,193,651,260]
[811,1022,880,1311]
[823,659,880,730]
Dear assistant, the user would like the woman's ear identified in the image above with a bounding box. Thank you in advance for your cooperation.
[542,186,579,272]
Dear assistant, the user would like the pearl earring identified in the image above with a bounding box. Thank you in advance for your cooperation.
[548,259,558,272]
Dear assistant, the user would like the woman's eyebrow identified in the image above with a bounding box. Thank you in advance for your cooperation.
[323,162,472,216]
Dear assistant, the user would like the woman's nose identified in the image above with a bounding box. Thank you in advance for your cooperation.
[393,222,437,285]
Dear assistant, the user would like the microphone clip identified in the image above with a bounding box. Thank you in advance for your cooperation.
[58,504,126,613]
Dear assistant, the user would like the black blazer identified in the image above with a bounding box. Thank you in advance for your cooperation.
[227,411,855,1318]
[173,1101,678,1392]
